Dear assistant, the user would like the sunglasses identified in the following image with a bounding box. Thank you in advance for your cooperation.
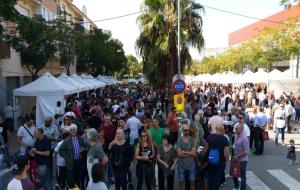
[238,117,243,119]
[184,130,190,132]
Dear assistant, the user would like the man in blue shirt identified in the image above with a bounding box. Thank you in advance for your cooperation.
[253,107,268,155]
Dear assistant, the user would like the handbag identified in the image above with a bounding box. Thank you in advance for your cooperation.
[229,161,241,177]
[262,131,269,141]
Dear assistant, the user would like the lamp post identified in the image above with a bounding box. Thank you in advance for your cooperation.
[177,0,181,76]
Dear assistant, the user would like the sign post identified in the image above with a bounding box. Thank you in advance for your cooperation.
[174,93,184,113]
[173,79,186,94]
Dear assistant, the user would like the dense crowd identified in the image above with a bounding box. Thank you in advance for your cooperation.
[0,82,298,190]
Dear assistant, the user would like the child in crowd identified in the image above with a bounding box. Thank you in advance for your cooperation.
[287,139,296,165]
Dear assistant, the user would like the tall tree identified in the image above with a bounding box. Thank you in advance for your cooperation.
[76,29,127,76]
[0,0,19,40]
[52,19,79,75]
[125,55,143,77]
[11,15,57,80]
[136,0,204,87]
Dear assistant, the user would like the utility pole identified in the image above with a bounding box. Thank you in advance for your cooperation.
[296,54,299,78]
[177,0,181,76]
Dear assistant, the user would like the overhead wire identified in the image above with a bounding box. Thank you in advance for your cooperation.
[3,4,293,28]
[201,4,287,25]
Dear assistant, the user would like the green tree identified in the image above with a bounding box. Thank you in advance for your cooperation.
[136,0,204,87]
[125,55,143,77]
[0,0,19,40]
[52,19,80,75]
[11,15,57,80]
[76,29,127,76]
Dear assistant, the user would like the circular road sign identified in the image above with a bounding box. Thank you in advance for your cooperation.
[173,79,186,94]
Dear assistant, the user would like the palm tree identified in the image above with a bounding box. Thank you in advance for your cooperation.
[136,0,204,87]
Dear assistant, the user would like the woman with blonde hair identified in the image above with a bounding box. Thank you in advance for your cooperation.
[109,129,133,190]
[135,130,155,190]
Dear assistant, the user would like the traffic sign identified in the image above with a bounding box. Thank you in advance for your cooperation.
[174,94,184,113]
[173,79,186,94]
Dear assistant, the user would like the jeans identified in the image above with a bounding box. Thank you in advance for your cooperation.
[254,127,264,154]
[295,108,300,122]
[158,168,174,190]
[113,169,128,190]
[275,127,285,144]
[67,159,84,190]
[57,166,67,189]
[239,99,244,107]
[136,162,153,190]
[286,115,292,133]
[107,154,113,179]
[249,129,255,149]
[0,154,3,190]
[38,165,52,190]
[208,165,226,190]
[233,161,248,190]
[259,100,264,107]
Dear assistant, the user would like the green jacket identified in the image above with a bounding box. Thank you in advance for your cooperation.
[59,135,86,170]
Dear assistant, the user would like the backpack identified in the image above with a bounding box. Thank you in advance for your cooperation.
[208,148,220,165]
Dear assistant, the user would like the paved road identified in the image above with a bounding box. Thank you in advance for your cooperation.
[1,130,300,190]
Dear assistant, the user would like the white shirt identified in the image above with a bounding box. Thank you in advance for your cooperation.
[208,115,224,134]
[60,123,77,133]
[54,141,65,166]
[55,106,64,122]
[7,178,23,190]
[239,91,244,100]
[112,104,120,113]
[285,104,294,116]
[274,109,286,129]
[3,105,14,119]
[228,103,233,113]
[87,180,108,190]
[126,116,142,140]
[259,93,265,101]
[233,123,250,137]
[17,124,36,155]
[63,111,76,118]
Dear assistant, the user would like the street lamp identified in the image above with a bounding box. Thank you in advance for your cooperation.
[177,0,181,76]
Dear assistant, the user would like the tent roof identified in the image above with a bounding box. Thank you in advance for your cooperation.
[57,73,86,92]
[14,72,76,96]
[70,74,94,90]
[88,75,105,88]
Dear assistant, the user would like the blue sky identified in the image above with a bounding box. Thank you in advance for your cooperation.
[73,0,283,59]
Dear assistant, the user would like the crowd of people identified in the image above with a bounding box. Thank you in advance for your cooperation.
[0,82,298,190]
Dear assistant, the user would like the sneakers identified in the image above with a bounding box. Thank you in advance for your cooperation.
[288,160,297,165]
[128,183,134,190]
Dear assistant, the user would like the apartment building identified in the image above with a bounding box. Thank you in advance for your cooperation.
[0,0,97,109]
[228,6,300,73]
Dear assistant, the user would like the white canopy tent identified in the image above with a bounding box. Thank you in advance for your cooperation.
[88,75,105,88]
[71,74,94,90]
[13,72,78,127]
[268,69,291,80]
[14,72,77,96]
[97,76,112,86]
[57,73,87,91]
